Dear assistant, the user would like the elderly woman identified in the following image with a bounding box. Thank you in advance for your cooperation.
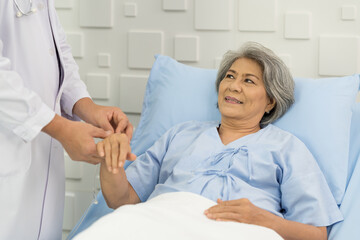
[97,42,342,240]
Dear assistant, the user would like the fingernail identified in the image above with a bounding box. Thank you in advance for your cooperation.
[204,210,208,214]
[108,167,112,172]
[119,162,123,168]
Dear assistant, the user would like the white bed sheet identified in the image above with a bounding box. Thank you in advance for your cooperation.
[74,192,283,240]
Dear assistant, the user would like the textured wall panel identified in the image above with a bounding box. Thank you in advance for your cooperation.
[238,0,277,31]
[64,153,83,180]
[163,0,187,11]
[124,2,137,17]
[319,36,360,76]
[342,5,357,20]
[79,0,113,28]
[63,192,75,231]
[119,75,148,113]
[66,32,83,58]
[284,12,312,39]
[128,31,164,69]
[174,35,199,62]
[214,57,222,69]
[278,54,292,69]
[97,53,111,68]
[195,0,233,30]
[86,73,111,99]
[54,0,73,9]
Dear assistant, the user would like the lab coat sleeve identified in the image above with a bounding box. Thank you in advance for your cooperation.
[50,6,91,120]
[0,39,55,142]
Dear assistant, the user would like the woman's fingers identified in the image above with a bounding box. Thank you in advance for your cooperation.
[205,212,241,222]
[104,139,112,172]
[99,133,135,174]
[96,141,105,157]
[111,137,119,173]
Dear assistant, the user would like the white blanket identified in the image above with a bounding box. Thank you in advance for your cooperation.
[74,192,283,240]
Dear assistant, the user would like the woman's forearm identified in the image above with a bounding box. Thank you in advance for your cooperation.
[100,163,140,209]
[266,215,327,240]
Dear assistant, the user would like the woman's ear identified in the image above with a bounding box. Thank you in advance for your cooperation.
[265,98,276,113]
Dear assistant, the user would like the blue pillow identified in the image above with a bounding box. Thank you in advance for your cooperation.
[130,55,360,204]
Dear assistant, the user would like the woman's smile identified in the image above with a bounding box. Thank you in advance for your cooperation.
[225,96,243,104]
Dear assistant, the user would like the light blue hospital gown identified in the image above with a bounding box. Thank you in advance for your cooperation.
[126,121,343,226]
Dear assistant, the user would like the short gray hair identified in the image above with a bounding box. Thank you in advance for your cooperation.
[216,42,295,127]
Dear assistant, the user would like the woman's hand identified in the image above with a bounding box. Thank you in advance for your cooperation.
[97,133,137,174]
[204,198,271,225]
[204,198,327,240]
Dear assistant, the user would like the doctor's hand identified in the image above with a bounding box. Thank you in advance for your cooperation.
[97,133,137,174]
[43,114,112,164]
[204,198,273,227]
[72,98,133,139]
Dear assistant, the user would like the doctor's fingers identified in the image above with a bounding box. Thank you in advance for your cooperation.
[90,125,112,139]
[113,112,130,134]
[123,123,134,141]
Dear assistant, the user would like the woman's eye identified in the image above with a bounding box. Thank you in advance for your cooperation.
[245,78,254,84]
[226,74,235,79]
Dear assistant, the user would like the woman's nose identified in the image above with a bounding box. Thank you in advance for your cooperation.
[229,78,242,92]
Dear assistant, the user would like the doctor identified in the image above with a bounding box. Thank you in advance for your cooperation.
[0,0,132,239]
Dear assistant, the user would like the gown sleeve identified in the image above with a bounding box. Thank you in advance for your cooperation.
[279,136,343,226]
[126,124,184,202]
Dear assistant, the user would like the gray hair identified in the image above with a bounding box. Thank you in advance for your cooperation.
[216,42,295,127]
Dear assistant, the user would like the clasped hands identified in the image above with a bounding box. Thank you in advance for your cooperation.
[44,98,135,165]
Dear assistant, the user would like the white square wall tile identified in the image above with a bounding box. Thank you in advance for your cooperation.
[64,152,83,180]
[86,73,111,99]
[163,0,187,11]
[195,0,233,30]
[124,2,137,17]
[128,31,164,69]
[79,0,113,28]
[98,53,111,67]
[284,12,312,39]
[63,192,75,231]
[319,36,360,76]
[119,75,148,113]
[342,5,357,20]
[174,36,199,62]
[66,32,83,58]
[238,0,277,32]
[55,0,73,9]
[214,57,222,69]
[278,54,292,69]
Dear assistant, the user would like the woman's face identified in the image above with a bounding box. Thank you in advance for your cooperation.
[218,58,275,125]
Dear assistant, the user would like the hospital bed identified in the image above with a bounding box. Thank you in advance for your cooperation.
[67,55,360,239]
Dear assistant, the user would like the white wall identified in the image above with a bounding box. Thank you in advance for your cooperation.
[56,0,360,238]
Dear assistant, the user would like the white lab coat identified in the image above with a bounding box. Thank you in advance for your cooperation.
[0,0,90,239]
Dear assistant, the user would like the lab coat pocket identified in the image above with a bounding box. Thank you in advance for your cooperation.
[0,129,31,177]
